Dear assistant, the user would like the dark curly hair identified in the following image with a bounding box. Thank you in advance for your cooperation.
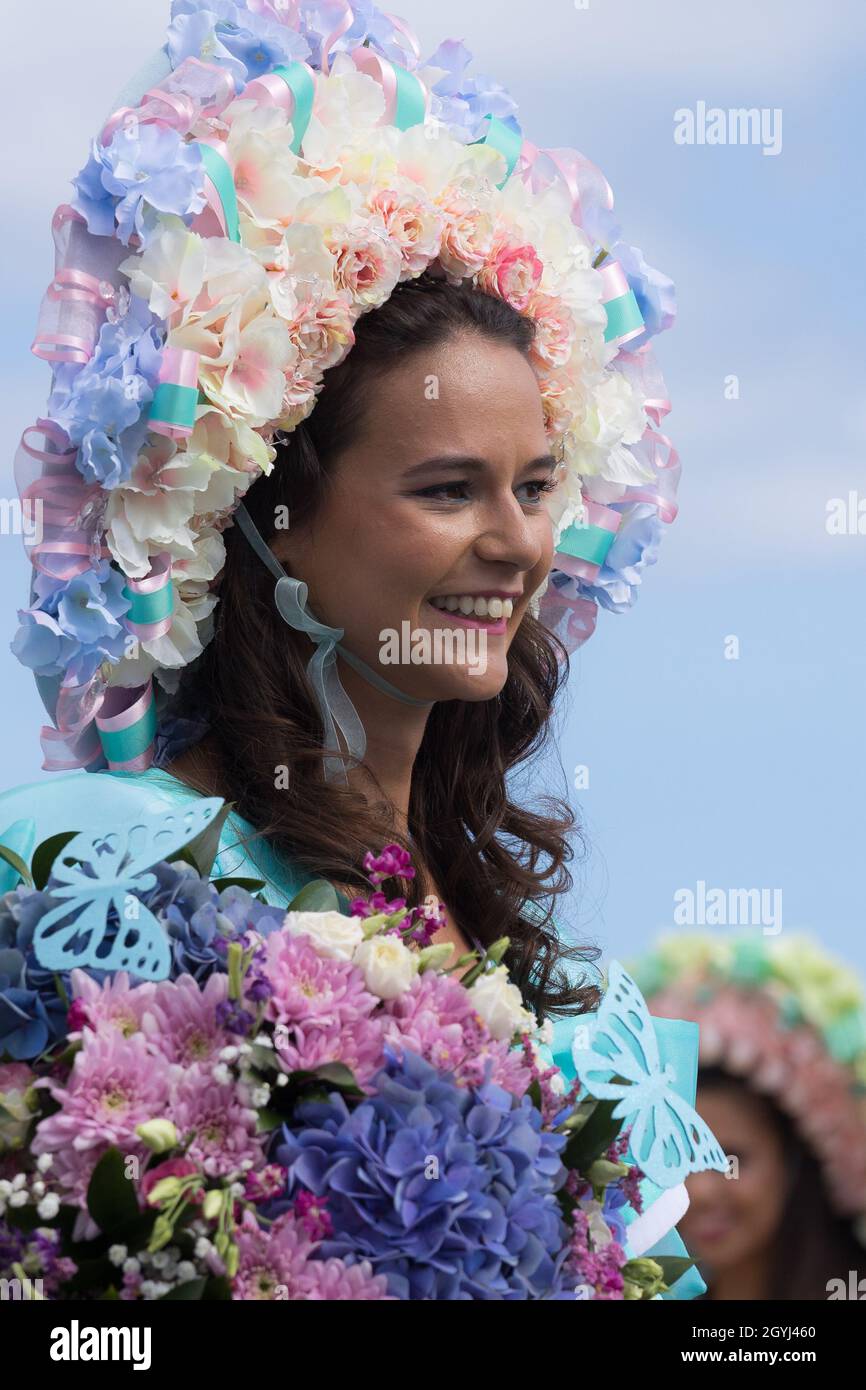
[168,272,601,1020]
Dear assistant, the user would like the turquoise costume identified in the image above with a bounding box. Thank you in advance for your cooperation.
[0,765,707,1299]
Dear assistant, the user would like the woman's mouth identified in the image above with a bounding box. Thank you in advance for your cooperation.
[424,594,515,634]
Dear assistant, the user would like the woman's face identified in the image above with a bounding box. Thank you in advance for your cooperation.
[679,1082,789,1274]
[273,330,558,703]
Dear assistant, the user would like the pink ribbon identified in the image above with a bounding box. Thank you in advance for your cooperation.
[40,673,107,773]
[518,142,614,231]
[31,205,127,366]
[14,420,111,581]
[100,56,237,146]
[320,0,357,76]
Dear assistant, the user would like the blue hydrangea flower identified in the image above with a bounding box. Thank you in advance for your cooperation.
[168,0,310,87]
[611,243,676,350]
[72,123,206,248]
[12,562,132,685]
[425,39,519,142]
[584,509,664,614]
[0,949,66,1061]
[272,1047,576,1300]
[47,294,163,490]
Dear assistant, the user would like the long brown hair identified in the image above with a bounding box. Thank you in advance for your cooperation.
[169,273,600,1019]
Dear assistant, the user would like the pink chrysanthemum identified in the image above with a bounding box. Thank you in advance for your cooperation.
[33,1030,175,1157]
[275,1014,386,1088]
[167,1062,263,1178]
[264,931,379,1029]
[382,970,533,1096]
[67,968,156,1040]
[232,1209,390,1301]
[141,973,230,1066]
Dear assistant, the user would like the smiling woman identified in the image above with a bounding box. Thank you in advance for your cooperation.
[164,273,599,1016]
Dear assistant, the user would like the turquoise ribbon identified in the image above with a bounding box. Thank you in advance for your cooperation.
[97,694,158,765]
[392,64,427,131]
[195,143,240,244]
[604,287,644,344]
[472,114,523,188]
[270,63,316,153]
[557,519,617,570]
[122,580,174,629]
[149,382,198,433]
[233,504,433,785]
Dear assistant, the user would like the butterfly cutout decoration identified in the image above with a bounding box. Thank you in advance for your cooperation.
[571,961,729,1190]
[33,800,224,982]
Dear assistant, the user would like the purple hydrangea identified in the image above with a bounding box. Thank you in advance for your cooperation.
[271,1047,576,1300]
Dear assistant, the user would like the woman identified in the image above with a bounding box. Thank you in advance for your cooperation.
[632,933,866,1299]
[160,272,599,1016]
[684,1068,866,1300]
[0,0,709,1300]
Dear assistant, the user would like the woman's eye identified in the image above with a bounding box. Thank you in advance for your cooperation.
[416,478,559,504]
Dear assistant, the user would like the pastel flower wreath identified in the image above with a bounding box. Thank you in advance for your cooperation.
[631,933,866,1238]
[12,0,680,773]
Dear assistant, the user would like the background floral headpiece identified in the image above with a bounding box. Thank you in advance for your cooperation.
[11,0,680,774]
[630,933,866,1241]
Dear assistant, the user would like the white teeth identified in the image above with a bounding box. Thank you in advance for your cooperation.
[429,596,516,621]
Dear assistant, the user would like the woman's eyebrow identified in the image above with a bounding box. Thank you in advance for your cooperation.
[402,453,558,479]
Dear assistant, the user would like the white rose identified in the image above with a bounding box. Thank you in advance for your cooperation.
[284,910,364,961]
[353,935,419,1000]
[469,966,536,1041]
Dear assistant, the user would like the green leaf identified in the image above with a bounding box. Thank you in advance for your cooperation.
[86,1146,140,1233]
[0,843,32,888]
[210,877,268,894]
[314,1062,364,1096]
[32,832,79,891]
[288,878,342,913]
[175,801,235,879]
[159,1277,207,1300]
[561,1098,623,1172]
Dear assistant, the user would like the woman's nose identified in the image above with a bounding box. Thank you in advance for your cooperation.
[472,494,549,573]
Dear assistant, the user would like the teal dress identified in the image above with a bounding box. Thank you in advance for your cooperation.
[0,766,706,1299]
[0,766,313,907]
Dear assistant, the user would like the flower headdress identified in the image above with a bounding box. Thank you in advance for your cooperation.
[11,0,680,778]
[631,933,866,1242]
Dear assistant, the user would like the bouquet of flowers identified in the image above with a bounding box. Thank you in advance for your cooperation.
[0,804,692,1300]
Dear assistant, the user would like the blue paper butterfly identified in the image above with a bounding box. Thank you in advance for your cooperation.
[571,961,728,1189]
[32,800,224,982]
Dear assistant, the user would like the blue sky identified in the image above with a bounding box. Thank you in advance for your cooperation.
[1,1,864,977]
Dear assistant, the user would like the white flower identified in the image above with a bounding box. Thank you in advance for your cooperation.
[353,934,419,1000]
[177,1261,197,1283]
[108,1244,129,1267]
[36,1154,53,1173]
[469,966,536,1041]
[284,910,364,962]
[37,1193,60,1221]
